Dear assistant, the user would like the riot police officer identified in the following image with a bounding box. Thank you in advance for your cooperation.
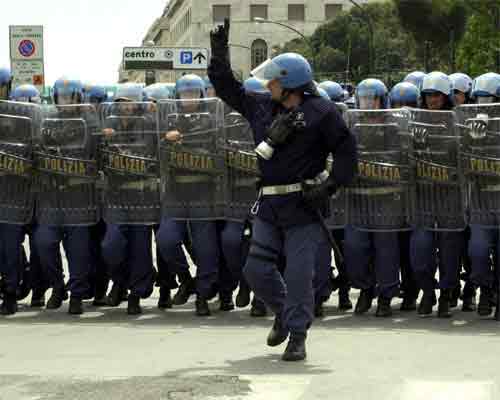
[0,67,12,101]
[344,79,401,317]
[209,20,357,361]
[404,71,426,90]
[318,81,345,103]
[450,73,473,106]
[410,71,463,318]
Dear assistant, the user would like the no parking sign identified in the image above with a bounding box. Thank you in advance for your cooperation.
[9,25,45,91]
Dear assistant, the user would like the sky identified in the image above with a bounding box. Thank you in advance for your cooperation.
[1,0,168,85]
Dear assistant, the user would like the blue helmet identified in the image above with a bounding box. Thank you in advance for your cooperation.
[449,73,473,95]
[472,73,500,101]
[251,52,315,92]
[404,71,426,89]
[318,81,344,102]
[355,78,388,109]
[317,87,331,100]
[389,82,420,108]
[10,84,41,103]
[144,83,174,101]
[175,74,205,99]
[85,84,107,104]
[114,83,145,102]
[0,67,12,86]
[421,71,454,108]
[53,78,84,105]
[243,77,269,94]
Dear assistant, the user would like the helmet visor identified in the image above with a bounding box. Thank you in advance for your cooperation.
[178,89,202,100]
[57,94,78,105]
[357,89,381,110]
[16,96,41,104]
[251,59,285,87]
[477,96,497,104]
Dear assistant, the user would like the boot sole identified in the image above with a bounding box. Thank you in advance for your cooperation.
[282,353,306,362]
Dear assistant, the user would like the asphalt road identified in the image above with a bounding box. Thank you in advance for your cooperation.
[1,290,500,400]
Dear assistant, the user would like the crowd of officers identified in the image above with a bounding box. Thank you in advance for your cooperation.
[0,65,500,326]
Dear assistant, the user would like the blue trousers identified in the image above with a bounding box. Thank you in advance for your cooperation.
[244,218,322,335]
[34,225,91,298]
[314,230,333,303]
[101,224,154,298]
[219,221,246,295]
[156,218,219,298]
[0,224,25,294]
[468,225,499,288]
[410,229,462,291]
[344,226,400,298]
[88,220,109,297]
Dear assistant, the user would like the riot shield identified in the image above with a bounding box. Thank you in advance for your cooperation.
[408,108,465,231]
[346,109,411,231]
[98,101,160,225]
[35,104,99,226]
[456,103,500,227]
[0,101,37,224]
[222,106,260,221]
[158,98,225,220]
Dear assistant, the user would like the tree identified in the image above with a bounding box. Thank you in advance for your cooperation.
[393,0,468,71]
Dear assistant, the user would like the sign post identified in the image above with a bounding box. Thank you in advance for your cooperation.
[9,25,45,92]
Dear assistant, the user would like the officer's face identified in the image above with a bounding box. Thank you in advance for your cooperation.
[179,91,201,113]
[425,93,446,110]
[268,79,284,102]
[454,90,466,106]
[359,96,381,110]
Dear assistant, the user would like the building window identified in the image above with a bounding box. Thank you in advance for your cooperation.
[250,5,268,21]
[325,4,343,20]
[288,4,305,21]
[213,5,231,23]
[251,39,268,70]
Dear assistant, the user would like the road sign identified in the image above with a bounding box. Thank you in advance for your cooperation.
[9,26,45,92]
[123,47,209,71]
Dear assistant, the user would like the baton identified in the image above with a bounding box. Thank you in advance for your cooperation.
[316,208,344,267]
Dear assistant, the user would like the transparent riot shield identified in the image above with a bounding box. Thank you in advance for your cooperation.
[456,103,500,227]
[408,108,465,231]
[158,98,225,220]
[222,105,260,221]
[346,109,411,231]
[0,101,37,224]
[35,104,99,226]
[98,101,160,225]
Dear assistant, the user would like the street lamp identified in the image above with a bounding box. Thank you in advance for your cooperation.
[348,0,375,74]
[253,17,316,72]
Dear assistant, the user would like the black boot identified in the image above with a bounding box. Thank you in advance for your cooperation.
[462,283,477,312]
[195,296,210,316]
[158,287,172,309]
[172,277,196,306]
[400,294,417,311]
[68,297,84,315]
[106,283,127,307]
[235,279,251,308]
[267,316,288,347]
[30,289,46,308]
[338,287,353,311]
[314,300,324,318]
[127,294,142,315]
[219,292,235,311]
[46,287,68,310]
[92,282,109,307]
[1,292,18,315]
[375,296,393,317]
[250,297,267,317]
[355,287,374,315]
[450,285,461,309]
[418,291,436,316]
[478,286,493,317]
[438,289,452,318]
[282,334,306,362]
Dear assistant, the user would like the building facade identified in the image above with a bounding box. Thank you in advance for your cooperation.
[119,0,373,83]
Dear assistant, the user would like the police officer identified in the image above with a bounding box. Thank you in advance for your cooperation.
[389,82,420,311]
[209,20,357,361]
[467,72,500,316]
[344,79,401,317]
[100,83,156,315]
[450,73,473,106]
[0,67,12,101]
[404,71,426,90]
[34,78,94,314]
[410,71,463,318]
[318,81,345,103]
[156,74,219,316]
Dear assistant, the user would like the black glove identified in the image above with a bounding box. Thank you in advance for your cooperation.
[210,18,230,59]
[302,178,337,212]
[266,110,304,146]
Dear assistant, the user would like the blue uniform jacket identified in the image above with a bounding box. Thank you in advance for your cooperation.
[209,65,357,227]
